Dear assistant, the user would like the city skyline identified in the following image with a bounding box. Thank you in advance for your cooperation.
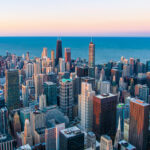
[0,0,150,36]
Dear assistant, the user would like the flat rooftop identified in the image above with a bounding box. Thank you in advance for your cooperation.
[61,126,82,138]
[96,93,116,99]
[130,98,149,107]
[0,134,13,143]
[61,78,72,83]
[44,81,56,85]
[119,140,136,149]
[17,144,31,150]
[101,135,111,140]
[36,127,45,135]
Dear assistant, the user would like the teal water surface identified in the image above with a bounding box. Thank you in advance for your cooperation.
[0,37,150,64]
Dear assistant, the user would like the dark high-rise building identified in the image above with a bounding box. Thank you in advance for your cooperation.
[56,39,62,65]
[129,98,150,150]
[5,69,20,110]
[93,93,117,140]
[0,107,8,134]
[60,79,73,120]
[59,126,84,150]
[76,65,88,77]
[44,82,57,105]
[146,60,150,72]
[0,90,5,108]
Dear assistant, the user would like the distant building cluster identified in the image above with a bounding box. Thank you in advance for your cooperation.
[0,39,150,150]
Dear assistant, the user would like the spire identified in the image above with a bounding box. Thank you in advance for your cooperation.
[118,117,121,131]
[114,117,123,149]
[91,36,93,42]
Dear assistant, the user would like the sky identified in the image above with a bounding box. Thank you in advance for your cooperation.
[0,0,150,36]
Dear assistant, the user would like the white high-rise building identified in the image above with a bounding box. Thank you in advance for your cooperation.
[45,123,65,150]
[100,81,110,94]
[100,135,113,150]
[23,119,33,146]
[59,58,65,72]
[22,85,29,107]
[79,82,95,132]
[42,47,48,58]
[34,62,41,75]
[26,62,34,78]
[39,94,47,109]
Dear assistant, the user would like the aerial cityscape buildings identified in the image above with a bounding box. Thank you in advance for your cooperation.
[0,38,150,150]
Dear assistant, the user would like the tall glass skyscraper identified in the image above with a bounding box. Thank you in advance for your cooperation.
[88,41,95,78]
[129,98,150,150]
[56,39,62,66]
[5,69,20,110]
[88,42,95,68]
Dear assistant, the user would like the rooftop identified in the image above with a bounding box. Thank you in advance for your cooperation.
[117,103,125,108]
[101,135,111,140]
[36,127,46,135]
[60,126,82,138]
[96,93,115,99]
[0,134,13,143]
[119,140,136,149]
[17,144,31,150]
[61,78,72,83]
[130,98,150,107]
[44,81,56,85]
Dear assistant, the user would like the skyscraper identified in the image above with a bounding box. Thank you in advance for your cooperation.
[24,119,33,146]
[0,107,8,134]
[59,126,84,150]
[5,69,20,110]
[79,82,95,132]
[34,74,44,100]
[39,94,47,109]
[34,62,41,75]
[22,85,29,107]
[25,62,34,78]
[93,93,117,140]
[60,79,73,120]
[114,117,123,149]
[26,52,30,61]
[129,58,135,75]
[100,135,113,150]
[65,48,71,63]
[88,41,95,78]
[129,98,150,150]
[44,82,57,106]
[88,41,95,68]
[45,127,57,150]
[45,123,65,150]
[139,84,149,103]
[100,81,110,94]
[59,58,65,72]
[51,50,55,69]
[42,47,48,58]
[76,65,88,77]
[13,112,21,136]
[56,39,62,65]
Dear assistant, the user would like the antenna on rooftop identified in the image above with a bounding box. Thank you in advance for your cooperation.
[91,36,93,42]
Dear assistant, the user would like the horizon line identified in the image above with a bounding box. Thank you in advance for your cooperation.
[0,35,150,38]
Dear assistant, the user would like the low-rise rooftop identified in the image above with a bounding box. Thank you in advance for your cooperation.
[60,126,82,138]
